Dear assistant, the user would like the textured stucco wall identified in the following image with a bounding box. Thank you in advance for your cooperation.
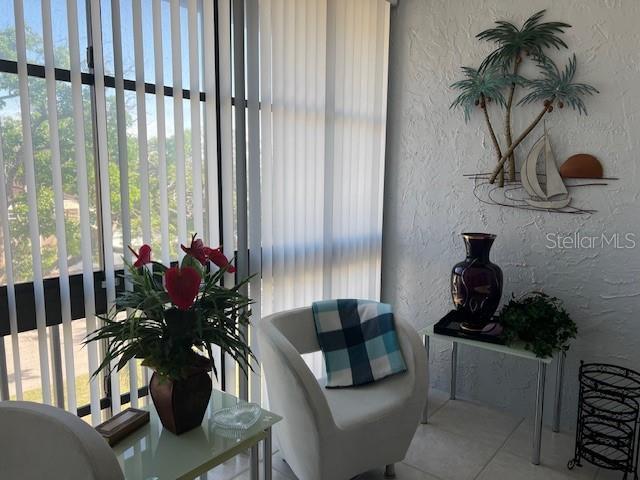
[381,0,640,428]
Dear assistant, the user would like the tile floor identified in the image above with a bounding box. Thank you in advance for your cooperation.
[206,389,621,480]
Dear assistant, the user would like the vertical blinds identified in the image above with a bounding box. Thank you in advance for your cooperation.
[255,0,391,378]
[258,0,390,313]
[0,0,232,420]
[0,0,390,417]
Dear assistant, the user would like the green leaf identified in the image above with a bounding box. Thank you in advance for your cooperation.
[450,65,521,121]
[477,10,571,71]
[518,54,598,114]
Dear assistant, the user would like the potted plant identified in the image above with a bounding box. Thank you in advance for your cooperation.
[498,291,577,358]
[86,234,253,435]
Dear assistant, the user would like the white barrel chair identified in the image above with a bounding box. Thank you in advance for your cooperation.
[258,306,427,480]
[0,400,124,480]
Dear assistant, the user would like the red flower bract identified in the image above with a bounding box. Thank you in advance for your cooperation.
[208,247,236,273]
[130,244,152,268]
[181,234,208,265]
[164,266,201,310]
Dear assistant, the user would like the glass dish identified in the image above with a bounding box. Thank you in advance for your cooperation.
[212,402,262,431]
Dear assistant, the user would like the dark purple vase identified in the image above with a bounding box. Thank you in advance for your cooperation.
[451,233,503,331]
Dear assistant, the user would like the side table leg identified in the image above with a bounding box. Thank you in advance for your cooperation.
[421,335,430,424]
[532,361,547,465]
[250,442,259,480]
[450,342,458,400]
[552,351,566,433]
[264,427,273,480]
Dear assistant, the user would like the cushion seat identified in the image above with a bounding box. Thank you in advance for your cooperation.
[320,371,412,429]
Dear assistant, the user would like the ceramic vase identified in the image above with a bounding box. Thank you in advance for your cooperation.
[450,233,503,331]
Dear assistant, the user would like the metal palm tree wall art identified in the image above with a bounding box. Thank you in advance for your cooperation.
[477,10,571,183]
[450,10,607,214]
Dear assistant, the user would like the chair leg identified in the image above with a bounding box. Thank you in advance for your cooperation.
[384,464,396,478]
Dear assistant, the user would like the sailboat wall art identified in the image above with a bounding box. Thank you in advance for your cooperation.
[521,123,571,210]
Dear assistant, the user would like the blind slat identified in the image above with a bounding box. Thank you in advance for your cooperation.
[246,0,261,405]
[67,0,101,423]
[133,0,152,248]
[13,0,52,405]
[217,0,237,395]
[0,121,22,400]
[132,0,152,394]
[259,0,273,317]
[232,0,249,402]
[203,0,222,391]
[109,0,129,414]
[203,0,220,249]
[91,0,117,425]
[42,0,77,412]
[170,0,188,249]
[271,0,285,313]
[188,0,204,237]
[152,0,171,266]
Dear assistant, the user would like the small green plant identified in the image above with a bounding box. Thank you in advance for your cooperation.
[498,291,577,358]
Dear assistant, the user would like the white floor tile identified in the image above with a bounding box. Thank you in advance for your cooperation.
[476,451,598,480]
[355,462,441,480]
[428,399,522,449]
[594,467,633,479]
[501,420,598,478]
[231,466,293,480]
[425,388,450,419]
[404,423,499,480]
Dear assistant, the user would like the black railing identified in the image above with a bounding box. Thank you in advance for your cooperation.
[0,58,206,101]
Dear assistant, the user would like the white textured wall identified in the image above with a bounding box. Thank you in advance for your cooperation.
[381,0,640,428]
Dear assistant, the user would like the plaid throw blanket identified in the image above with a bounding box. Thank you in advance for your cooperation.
[312,299,407,388]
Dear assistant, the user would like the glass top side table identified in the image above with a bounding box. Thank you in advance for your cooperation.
[419,325,566,466]
[113,389,282,480]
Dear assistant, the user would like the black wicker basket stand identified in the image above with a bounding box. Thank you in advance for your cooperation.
[568,362,640,479]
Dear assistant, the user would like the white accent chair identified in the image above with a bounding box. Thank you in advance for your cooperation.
[0,401,124,480]
[258,306,428,480]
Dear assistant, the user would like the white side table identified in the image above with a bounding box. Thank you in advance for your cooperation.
[419,325,566,466]
[113,389,281,480]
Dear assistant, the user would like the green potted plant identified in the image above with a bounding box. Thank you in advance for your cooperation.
[86,234,253,435]
[498,291,577,357]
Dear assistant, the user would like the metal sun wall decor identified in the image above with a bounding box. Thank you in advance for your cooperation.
[450,10,615,215]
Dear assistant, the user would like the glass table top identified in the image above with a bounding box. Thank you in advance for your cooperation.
[113,389,282,480]
[420,324,553,363]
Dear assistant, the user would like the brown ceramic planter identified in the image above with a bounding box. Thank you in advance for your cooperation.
[149,369,212,435]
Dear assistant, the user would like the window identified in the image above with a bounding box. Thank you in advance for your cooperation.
[0,0,220,423]
[0,0,392,424]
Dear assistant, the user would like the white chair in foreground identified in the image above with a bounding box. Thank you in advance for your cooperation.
[258,306,428,480]
[0,400,124,480]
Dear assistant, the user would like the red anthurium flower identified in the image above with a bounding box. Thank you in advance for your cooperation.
[129,244,152,268]
[164,266,201,310]
[181,234,209,265]
[208,247,236,273]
